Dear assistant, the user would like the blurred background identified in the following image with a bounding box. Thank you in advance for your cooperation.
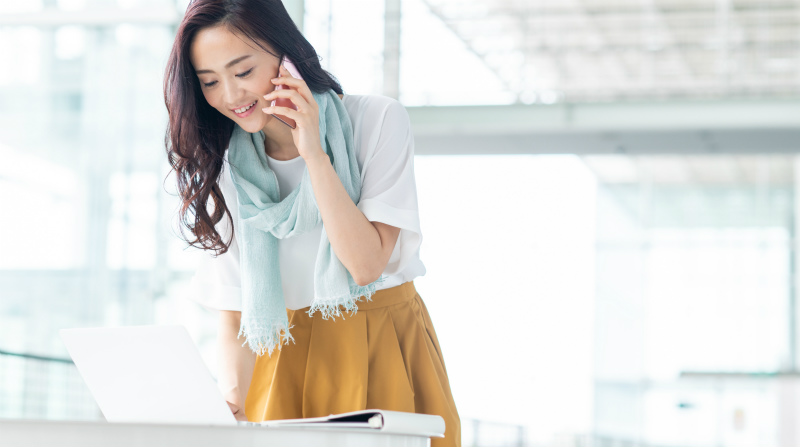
[1,0,799,446]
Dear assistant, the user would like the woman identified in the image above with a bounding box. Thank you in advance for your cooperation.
[163,1,460,446]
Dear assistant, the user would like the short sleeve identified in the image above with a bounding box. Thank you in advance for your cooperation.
[355,98,423,276]
[187,162,243,312]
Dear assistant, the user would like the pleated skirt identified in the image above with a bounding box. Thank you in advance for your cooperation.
[244,280,461,447]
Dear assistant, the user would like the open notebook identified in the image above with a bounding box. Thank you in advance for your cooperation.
[247,409,445,438]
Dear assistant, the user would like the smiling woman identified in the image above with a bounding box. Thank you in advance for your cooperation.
[188,27,341,160]
[163,1,344,251]
[162,1,460,446]
[189,34,280,129]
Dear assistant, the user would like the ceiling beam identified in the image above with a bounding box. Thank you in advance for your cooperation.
[407,98,800,155]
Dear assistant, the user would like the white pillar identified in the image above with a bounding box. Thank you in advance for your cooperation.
[383,0,401,99]
[778,156,800,447]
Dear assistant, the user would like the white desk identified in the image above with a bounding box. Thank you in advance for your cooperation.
[1,419,432,447]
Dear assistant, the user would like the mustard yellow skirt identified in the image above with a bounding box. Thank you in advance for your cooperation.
[244,280,461,447]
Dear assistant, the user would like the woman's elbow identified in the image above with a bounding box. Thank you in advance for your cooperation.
[353,274,373,287]
[353,266,381,287]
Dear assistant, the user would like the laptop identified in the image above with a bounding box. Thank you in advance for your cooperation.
[60,325,238,426]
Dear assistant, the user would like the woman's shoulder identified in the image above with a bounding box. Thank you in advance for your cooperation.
[342,94,411,170]
[342,94,407,125]
[343,94,410,144]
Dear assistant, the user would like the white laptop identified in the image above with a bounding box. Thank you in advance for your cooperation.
[60,325,238,426]
[59,325,446,437]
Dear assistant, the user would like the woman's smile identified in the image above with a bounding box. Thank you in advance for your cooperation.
[232,100,259,117]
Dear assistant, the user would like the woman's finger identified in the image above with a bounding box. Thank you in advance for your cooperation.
[262,105,301,122]
[264,89,308,111]
[271,71,315,108]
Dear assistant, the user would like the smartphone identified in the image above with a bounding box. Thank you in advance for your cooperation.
[270,55,303,129]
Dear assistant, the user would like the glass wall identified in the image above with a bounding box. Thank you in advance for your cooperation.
[587,155,793,447]
[0,0,205,419]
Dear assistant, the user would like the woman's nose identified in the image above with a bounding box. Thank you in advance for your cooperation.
[223,81,244,106]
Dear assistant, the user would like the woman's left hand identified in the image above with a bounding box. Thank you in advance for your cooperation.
[261,65,326,163]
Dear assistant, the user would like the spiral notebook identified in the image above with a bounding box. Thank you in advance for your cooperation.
[250,409,446,438]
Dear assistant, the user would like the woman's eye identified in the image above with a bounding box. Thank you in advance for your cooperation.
[201,69,253,88]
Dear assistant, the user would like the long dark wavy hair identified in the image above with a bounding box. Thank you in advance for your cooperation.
[163,0,343,255]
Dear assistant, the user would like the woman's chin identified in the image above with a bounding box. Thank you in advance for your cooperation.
[237,119,265,133]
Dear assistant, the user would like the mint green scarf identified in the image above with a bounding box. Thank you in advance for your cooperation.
[226,89,385,357]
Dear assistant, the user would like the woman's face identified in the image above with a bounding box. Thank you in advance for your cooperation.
[189,25,280,133]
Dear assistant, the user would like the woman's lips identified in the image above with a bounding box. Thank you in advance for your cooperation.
[232,100,257,118]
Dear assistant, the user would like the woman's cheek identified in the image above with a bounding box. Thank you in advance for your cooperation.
[211,95,226,115]
[254,78,273,97]
[200,91,216,110]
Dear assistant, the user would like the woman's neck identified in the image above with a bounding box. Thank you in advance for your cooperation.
[262,122,298,160]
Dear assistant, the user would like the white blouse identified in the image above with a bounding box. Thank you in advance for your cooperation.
[188,94,426,311]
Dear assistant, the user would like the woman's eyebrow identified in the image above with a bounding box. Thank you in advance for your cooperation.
[195,54,252,74]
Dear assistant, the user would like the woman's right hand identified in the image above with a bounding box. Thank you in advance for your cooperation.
[226,401,248,422]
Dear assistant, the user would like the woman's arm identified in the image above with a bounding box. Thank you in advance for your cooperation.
[264,73,402,285]
[305,154,401,286]
[217,310,256,421]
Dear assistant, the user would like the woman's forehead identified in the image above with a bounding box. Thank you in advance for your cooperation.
[190,26,271,69]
